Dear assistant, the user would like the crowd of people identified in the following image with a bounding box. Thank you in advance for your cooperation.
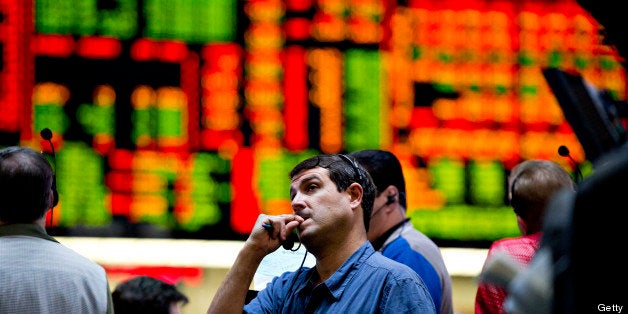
[1,142,587,313]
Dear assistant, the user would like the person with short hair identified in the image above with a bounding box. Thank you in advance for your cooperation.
[112,275,189,314]
[475,159,576,314]
[0,146,113,313]
[207,153,436,314]
[350,149,454,314]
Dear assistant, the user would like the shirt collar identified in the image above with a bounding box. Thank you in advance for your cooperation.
[0,223,59,243]
[297,241,376,301]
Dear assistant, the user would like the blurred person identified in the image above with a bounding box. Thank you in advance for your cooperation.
[475,159,575,314]
[207,154,436,314]
[350,149,453,314]
[112,275,189,314]
[0,146,113,313]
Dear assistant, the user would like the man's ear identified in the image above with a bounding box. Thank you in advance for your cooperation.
[347,182,363,209]
[516,215,528,236]
[47,189,55,209]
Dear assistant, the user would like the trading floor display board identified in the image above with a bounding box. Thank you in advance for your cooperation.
[0,0,624,246]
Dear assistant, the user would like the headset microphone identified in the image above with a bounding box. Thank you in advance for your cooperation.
[557,145,583,184]
[40,128,53,142]
[40,128,59,230]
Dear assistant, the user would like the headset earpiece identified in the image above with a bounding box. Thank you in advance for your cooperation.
[386,193,396,206]
[40,128,58,208]
[51,176,59,207]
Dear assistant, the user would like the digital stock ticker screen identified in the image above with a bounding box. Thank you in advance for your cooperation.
[1,0,625,246]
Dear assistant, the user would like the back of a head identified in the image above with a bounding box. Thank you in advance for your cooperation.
[349,149,407,208]
[508,160,575,234]
[0,146,54,223]
[112,276,189,314]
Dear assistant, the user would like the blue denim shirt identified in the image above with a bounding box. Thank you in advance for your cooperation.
[382,237,442,313]
[245,242,436,313]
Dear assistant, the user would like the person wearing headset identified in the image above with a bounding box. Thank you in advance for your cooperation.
[0,146,113,313]
[349,149,454,314]
[207,153,435,314]
[475,159,575,314]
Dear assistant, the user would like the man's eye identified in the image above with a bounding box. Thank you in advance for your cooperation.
[306,184,317,192]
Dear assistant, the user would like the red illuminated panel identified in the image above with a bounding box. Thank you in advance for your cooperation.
[283,46,308,151]
[107,149,135,216]
[32,34,74,57]
[131,39,189,62]
[200,43,243,151]
[285,0,313,11]
[105,266,203,287]
[284,18,310,41]
[181,50,200,150]
[130,38,155,61]
[0,0,33,134]
[77,36,122,59]
[230,148,260,234]
[109,193,133,217]
[161,41,189,63]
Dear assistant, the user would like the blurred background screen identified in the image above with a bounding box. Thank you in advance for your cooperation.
[1,0,625,247]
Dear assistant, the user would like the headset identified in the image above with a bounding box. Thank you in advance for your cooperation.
[338,154,364,182]
[40,128,59,208]
[371,193,396,218]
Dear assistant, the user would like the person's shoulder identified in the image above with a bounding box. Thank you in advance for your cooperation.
[487,234,542,263]
[399,225,442,252]
[489,233,541,251]
[52,243,108,274]
[367,251,418,277]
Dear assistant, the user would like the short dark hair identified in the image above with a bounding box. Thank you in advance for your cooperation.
[0,146,55,222]
[508,160,575,233]
[349,149,407,209]
[289,154,376,232]
[112,276,189,314]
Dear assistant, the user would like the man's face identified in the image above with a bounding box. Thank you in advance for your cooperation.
[289,167,353,245]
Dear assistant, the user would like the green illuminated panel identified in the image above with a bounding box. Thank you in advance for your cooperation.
[57,141,110,226]
[35,0,137,38]
[411,205,519,241]
[345,49,382,151]
[257,151,315,201]
[429,158,466,204]
[132,108,155,143]
[77,103,115,136]
[99,0,138,39]
[36,0,97,34]
[468,160,506,206]
[157,108,182,137]
[143,0,237,43]
[34,104,70,135]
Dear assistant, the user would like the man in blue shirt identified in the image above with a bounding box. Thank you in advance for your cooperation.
[207,154,435,314]
[350,149,453,314]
